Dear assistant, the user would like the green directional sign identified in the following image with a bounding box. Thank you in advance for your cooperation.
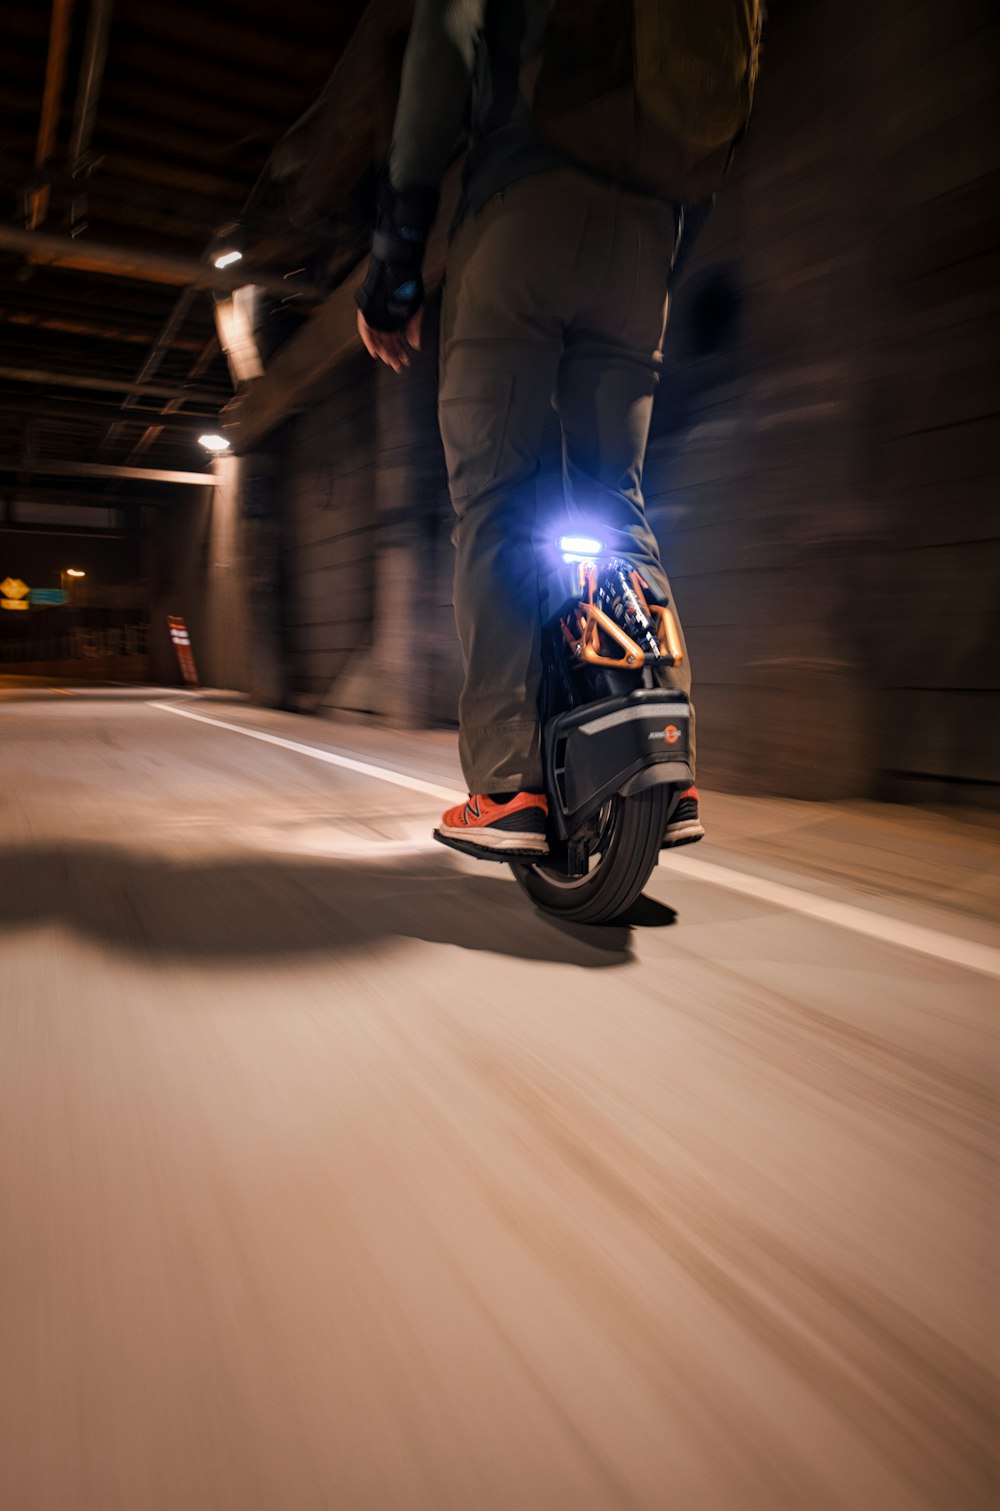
[29,588,68,605]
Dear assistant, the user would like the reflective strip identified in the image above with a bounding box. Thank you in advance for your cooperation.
[580,703,690,737]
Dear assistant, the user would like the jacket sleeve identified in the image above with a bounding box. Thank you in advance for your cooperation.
[388,0,486,190]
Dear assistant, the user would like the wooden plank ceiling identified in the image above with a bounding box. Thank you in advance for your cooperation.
[0,0,369,511]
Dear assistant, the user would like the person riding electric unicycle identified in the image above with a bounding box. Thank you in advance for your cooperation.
[356,0,763,922]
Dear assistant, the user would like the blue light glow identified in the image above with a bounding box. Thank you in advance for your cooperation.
[559,535,604,562]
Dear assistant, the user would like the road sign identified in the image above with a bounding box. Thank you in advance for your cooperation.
[29,588,68,605]
[1,598,29,611]
[0,577,29,600]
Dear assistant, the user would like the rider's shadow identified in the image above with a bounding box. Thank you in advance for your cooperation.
[0,844,668,968]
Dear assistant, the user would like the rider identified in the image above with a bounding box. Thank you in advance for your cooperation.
[356,0,705,859]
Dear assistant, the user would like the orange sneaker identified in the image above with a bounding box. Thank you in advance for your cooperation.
[434,792,549,860]
[663,785,705,847]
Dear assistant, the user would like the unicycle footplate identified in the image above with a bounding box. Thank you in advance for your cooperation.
[433,831,550,864]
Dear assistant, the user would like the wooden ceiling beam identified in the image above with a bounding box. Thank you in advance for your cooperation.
[0,362,226,403]
[84,150,248,205]
[27,0,75,230]
[0,392,220,429]
[0,266,217,325]
[117,2,355,83]
[101,38,307,116]
[0,224,323,299]
[1,485,157,508]
[99,76,286,138]
[0,458,220,485]
[1,154,239,230]
[0,521,131,539]
[0,306,205,351]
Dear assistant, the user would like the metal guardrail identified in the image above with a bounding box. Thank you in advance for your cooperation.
[0,610,149,664]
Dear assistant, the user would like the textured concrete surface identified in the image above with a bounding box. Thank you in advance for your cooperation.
[1,680,997,1510]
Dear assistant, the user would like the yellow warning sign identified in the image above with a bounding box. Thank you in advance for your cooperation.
[0,577,29,600]
[1,599,28,611]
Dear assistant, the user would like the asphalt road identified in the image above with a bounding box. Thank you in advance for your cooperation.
[1,682,997,1510]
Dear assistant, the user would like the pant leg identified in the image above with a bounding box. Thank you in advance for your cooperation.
[443,347,556,792]
[438,180,590,793]
[556,189,696,769]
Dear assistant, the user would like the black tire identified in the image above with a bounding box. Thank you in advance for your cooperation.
[510,786,669,924]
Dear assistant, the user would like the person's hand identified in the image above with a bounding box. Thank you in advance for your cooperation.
[354,176,437,371]
[356,306,424,375]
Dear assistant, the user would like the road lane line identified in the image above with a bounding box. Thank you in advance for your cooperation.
[666,853,1000,980]
[149,698,1000,979]
[147,699,463,803]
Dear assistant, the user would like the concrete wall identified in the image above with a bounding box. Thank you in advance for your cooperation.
[150,458,257,693]
[642,0,1000,805]
[276,298,460,728]
[277,351,380,716]
[262,0,997,806]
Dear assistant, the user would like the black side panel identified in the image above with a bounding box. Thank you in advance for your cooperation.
[543,689,693,836]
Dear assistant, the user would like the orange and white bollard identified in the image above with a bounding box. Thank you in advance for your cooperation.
[167,615,199,687]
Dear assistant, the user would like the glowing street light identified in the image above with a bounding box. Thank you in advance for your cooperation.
[198,433,230,452]
[213,249,243,270]
[60,567,85,602]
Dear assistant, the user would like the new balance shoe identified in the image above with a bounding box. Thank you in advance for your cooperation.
[663,785,705,847]
[434,792,549,861]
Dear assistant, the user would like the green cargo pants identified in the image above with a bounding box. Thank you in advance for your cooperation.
[438,167,694,794]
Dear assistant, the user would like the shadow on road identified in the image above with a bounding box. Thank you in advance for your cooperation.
[0,844,643,968]
[617,895,678,927]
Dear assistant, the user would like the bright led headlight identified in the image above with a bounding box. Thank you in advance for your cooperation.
[559,535,604,563]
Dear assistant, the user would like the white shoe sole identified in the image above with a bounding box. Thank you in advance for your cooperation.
[436,824,548,854]
[663,820,705,846]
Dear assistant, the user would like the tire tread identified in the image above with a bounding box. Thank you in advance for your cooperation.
[512,788,669,924]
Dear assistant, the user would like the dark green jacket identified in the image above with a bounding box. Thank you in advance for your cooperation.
[388,0,566,218]
[386,0,713,277]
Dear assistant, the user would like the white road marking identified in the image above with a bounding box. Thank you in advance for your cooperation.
[149,698,1000,979]
[666,853,1000,980]
[147,699,463,803]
